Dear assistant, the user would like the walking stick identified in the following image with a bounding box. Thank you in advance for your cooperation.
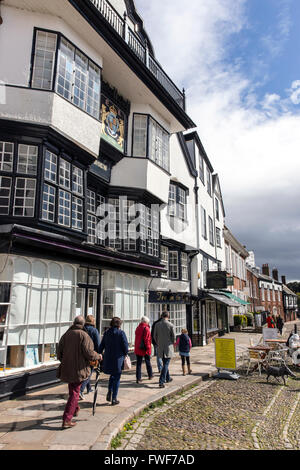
[92,363,101,416]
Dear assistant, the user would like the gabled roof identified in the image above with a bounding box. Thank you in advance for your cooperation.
[212,174,226,218]
[177,132,198,178]
[283,285,298,296]
[184,131,214,173]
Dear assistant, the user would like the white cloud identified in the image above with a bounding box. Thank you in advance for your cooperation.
[135,0,300,278]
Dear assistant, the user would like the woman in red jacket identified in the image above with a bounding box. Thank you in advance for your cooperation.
[134,316,153,384]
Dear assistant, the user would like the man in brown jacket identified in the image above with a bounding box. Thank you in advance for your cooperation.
[57,315,102,428]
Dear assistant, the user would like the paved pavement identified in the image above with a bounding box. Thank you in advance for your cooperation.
[0,321,298,451]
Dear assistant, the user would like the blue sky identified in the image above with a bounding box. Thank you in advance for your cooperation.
[229,0,300,108]
[135,0,300,281]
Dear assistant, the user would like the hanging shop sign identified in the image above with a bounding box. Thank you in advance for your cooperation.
[206,271,227,289]
[149,291,190,304]
[215,338,237,370]
[90,156,112,182]
[101,94,126,153]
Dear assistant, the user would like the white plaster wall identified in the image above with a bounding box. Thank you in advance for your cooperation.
[110,157,170,203]
[0,5,104,87]
[160,135,197,249]
[0,87,101,157]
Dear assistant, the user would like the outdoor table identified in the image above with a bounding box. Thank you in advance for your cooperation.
[265,339,286,344]
[247,346,271,372]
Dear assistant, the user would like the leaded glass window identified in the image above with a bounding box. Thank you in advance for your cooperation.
[17,145,38,175]
[13,178,36,217]
[31,30,57,90]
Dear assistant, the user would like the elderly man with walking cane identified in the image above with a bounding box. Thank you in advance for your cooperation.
[57,316,102,428]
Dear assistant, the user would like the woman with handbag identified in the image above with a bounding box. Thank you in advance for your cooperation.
[99,317,128,406]
[134,316,153,384]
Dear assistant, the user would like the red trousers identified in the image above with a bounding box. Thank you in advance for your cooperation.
[63,382,81,423]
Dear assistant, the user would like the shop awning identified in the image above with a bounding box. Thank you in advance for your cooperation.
[221,292,250,306]
[206,293,240,308]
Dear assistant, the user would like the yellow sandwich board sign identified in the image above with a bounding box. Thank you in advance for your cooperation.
[215,338,237,370]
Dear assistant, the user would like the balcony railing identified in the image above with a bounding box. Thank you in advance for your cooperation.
[89,0,185,109]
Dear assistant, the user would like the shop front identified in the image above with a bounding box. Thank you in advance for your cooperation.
[148,290,190,338]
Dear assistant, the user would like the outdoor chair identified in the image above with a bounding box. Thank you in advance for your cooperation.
[246,350,264,376]
[267,348,288,366]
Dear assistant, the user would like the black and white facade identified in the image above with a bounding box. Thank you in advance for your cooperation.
[0,0,229,398]
[0,0,197,398]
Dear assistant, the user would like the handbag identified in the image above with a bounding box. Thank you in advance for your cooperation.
[123,355,132,371]
[139,327,147,351]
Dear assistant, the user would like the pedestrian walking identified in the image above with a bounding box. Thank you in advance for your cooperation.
[79,314,101,399]
[134,316,153,384]
[266,312,275,328]
[176,328,192,376]
[153,311,175,388]
[276,315,284,336]
[151,314,163,373]
[57,315,102,429]
[99,317,128,406]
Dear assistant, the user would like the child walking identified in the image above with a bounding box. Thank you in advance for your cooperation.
[176,328,192,376]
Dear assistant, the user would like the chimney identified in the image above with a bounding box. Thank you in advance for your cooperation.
[272,268,279,281]
[262,264,270,276]
[281,275,286,285]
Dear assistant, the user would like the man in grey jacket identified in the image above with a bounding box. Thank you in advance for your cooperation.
[153,311,175,388]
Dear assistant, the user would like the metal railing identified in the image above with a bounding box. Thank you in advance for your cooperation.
[89,0,185,109]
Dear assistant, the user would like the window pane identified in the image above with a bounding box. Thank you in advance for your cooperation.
[59,159,71,189]
[13,178,36,217]
[169,251,179,279]
[0,176,12,215]
[72,167,83,195]
[17,145,38,175]
[0,142,14,172]
[44,150,57,183]
[42,183,56,222]
[73,50,88,111]
[87,62,101,119]
[72,196,83,231]
[32,30,57,90]
[132,114,147,157]
[56,38,74,101]
[181,253,189,281]
[58,189,71,226]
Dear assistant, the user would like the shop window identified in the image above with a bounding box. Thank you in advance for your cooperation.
[76,267,100,320]
[132,114,170,172]
[0,258,76,373]
[206,301,217,331]
[101,271,148,346]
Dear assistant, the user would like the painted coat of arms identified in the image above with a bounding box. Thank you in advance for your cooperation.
[101,95,125,152]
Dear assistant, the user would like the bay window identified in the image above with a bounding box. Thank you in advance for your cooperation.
[42,149,84,231]
[0,142,38,218]
[31,29,101,120]
[132,114,170,171]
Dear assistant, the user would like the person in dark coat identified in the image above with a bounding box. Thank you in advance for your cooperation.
[57,316,102,428]
[151,315,163,373]
[153,311,175,388]
[276,315,284,336]
[175,329,192,376]
[134,316,153,384]
[79,315,101,399]
[99,317,128,406]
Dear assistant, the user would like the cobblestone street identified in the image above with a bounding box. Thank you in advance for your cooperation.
[115,365,300,451]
